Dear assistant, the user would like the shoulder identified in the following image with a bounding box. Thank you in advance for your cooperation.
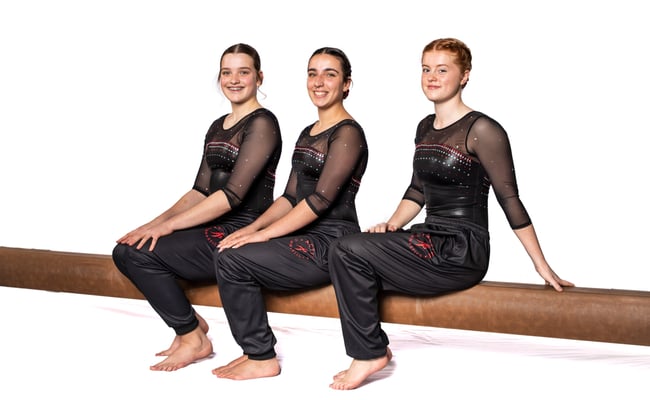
[210,114,227,128]
[204,115,226,137]
[415,114,435,140]
[416,113,436,131]
[331,119,367,144]
[247,108,280,126]
[466,111,507,136]
[241,108,282,140]
[333,119,364,134]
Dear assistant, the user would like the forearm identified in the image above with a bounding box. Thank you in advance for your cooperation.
[260,200,318,240]
[386,199,423,229]
[148,189,206,226]
[165,190,232,231]
[513,224,547,267]
[247,196,294,231]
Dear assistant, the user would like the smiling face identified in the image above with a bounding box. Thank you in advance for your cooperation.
[307,53,350,110]
[420,50,469,104]
[219,53,261,105]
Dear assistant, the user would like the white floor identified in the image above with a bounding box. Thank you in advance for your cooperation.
[2,285,648,400]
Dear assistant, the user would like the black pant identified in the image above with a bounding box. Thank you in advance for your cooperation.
[215,219,359,360]
[112,212,258,335]
[328,217,490,360]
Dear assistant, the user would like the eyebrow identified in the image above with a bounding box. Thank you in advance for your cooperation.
[221,66,253,72]
[308,67,340,73]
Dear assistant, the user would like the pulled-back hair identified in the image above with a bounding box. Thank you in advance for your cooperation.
[310,47,352,99]
[423,38,472,87]
[219,43,262,82]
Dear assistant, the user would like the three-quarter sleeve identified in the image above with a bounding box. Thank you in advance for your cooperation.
[222,115,281,208]
[303,123,366,216]
[469,116,531,229]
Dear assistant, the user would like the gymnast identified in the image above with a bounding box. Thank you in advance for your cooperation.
[327,37,574,390]
[112,43,282,371]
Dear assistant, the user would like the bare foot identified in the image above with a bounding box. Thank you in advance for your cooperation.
[150,325,213,372]
[212,357,280,380]
[156,312,210,357]
[332,347,392,381]
[211,354,248,375]
[330,347,392,390]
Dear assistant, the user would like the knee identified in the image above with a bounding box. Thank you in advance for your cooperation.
[329,234,366,260]
[112,243,146,275]
[213,248,232,279]
[112,243,129,274]
[214,249,246,282]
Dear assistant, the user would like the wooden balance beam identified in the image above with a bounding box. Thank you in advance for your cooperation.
[1,246,648,346]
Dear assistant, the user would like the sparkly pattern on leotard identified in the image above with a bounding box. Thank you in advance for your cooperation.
[282,119,368,223]
[192,108,282,213]
[403,111,531,229]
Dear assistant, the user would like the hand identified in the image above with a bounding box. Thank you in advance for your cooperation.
[535,263,574,292]
[218,229,268,251]
[116,223,152,246]
[116,222,173,251]
[366,222,399,233]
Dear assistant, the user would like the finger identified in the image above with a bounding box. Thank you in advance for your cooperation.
[547,279,563,292]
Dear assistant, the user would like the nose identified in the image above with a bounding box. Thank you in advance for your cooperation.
[312,75,323,87]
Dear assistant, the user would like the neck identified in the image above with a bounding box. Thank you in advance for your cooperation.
[433,99,471,129]
[230,100,262,122]
[314,105,351,131]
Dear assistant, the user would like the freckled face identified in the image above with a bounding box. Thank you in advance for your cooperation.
[307,54,349,109]
[219,53,260,105]
[421,50,468,104]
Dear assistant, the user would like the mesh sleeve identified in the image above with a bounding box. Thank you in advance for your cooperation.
[469,116,532,229]
[402,171,426,207]
[305,124,366,216]
[281,168,299,207]
[222,115,281,208]
[192,135,212,197]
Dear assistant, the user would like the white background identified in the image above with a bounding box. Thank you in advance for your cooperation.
[1,0,648,291]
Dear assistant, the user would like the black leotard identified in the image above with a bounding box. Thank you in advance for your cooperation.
[328,111,532,360]
[214,119,368,360]
[112,108,282,335]
[404,111,531,229]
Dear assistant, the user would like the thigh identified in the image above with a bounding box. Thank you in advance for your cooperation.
[335,229,488,295]
[154,213,258,281]
[218,233,333,291]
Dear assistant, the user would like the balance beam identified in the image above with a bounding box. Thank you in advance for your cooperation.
[1,246,648,346]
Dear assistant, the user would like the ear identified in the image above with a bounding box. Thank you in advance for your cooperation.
[461,70,470,87]
[258,70,264,86]
[343,77,352,91]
